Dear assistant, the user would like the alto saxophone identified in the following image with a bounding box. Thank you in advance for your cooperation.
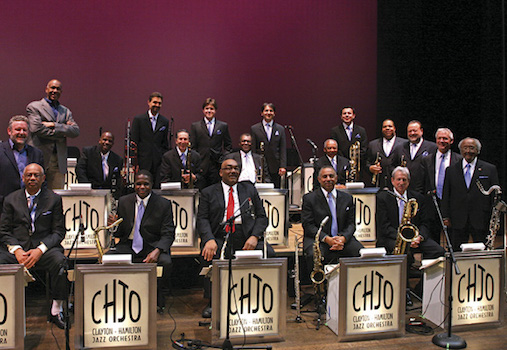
[310,217,329,290]
[476,181,507,250]
[257,141,266,183]
[393,196,419,255]
[346,141,360,182]
[93,218,124,263]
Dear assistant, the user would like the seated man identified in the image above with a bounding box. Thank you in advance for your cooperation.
[197,158,275,318]
[302,166,363,266]
[312,139,348,190]
[76,131,123,190]
[376,166,445,258]
[159,129,202,189]
[225,133,271,184]
[0,163,68,329]
[108,170,175,313]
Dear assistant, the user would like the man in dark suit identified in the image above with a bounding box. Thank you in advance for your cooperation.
[108,170,175,312]
[190,98,232,188]
[131,92,170,188]
[312,139,348,190]
[302,166,363,266]
[441,137,499,250]
[159,129,202,189]
[421,128,462,243]
[26,79,80,189]
[0,115,44,211]
[250,103,287,188]
[0,163,68,329]
[366,119,406,189]
[225,133,271,184]
[197,158,274,318]
[392,120,437,193]
[330,106,368,181]
[376,166,444,258]
[76,131,123,190]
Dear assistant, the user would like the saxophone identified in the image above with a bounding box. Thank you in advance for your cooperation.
[93,218,124,263]
[393,197,419,255]
[346,141,360,182]
[310,216,329,286]
[476,181,507,250]
[257,141,266,183]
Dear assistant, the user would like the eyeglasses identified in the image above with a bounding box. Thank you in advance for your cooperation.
[221,166,240,171]
[240,140,252,144]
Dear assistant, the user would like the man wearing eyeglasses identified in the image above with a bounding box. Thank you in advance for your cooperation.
[197,158,274,318]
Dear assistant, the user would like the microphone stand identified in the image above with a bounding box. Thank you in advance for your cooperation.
[285,126,304,207]
[168,116,174,149]
[429,192,466,349]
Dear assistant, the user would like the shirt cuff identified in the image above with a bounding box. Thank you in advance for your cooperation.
[7,245,22,255]
[37,243,48,254]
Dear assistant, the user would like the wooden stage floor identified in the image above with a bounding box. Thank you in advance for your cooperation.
[24,284,507,350]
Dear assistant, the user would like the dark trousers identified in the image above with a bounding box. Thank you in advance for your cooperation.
[199,225,275,299]
[0,246,69,300]
[303,236,364,267]
[450,220,487,251]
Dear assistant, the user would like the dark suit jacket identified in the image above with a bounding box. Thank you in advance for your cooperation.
[392,139,437,193]
[441,159,499,231]
[0,187,65,251]
[115,192,175,256]
[330,123,368,160]
[76,145,123,189]
[421,151,462,194]
[375,189,430,248]
[131,112,169,173]
[197,181,268,245]
[312,155,348,189]
[26,98,80,173]
[159,148,202,187]
[365,136,406,188]
[190,119,232,174]
[0,141,44,209]
[250,122,287,172]
[301,188,357,244]
[225,151,271,183]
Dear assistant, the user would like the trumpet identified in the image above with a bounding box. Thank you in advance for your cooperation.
[400,155,407,167]
[372,152,381,187]
[257,141,266,183]
[94,218,124,263]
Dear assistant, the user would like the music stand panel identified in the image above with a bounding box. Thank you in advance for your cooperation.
[0,265,24,350]
[258,189,289,247]
[343,188,379,242]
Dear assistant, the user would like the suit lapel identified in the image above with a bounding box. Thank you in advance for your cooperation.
[215,184,225,212]
[41,99,56,122]
[317,189,333,217]
[33,188,49,222]
[200,119,211,138]
[2,143,19,173]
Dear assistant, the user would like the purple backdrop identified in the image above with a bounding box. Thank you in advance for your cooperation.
[1,1,377,161]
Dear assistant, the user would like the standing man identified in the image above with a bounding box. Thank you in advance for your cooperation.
[392,120,437,193]
[76,131,123,189]
[330,106,368,180]
[190,98,232,188]
[0,164,68,329]
[441,138,499,250]
[302,166,363,265]
[366,119,406,189]
[109,170,175,312]
[131,92,170,188]
[26,79,80,189]
[197,158,274,318]
[159,129,202,189]
[312,139,348,190]
[251,103,287,188]
[225,133,271,184]
[0,116,44,210]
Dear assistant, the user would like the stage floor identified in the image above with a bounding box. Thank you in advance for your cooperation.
[24,284,507,350]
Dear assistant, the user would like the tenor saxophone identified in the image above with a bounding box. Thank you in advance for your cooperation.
[393,196,419,255]
[346,141,360,182]
[476,181,507,250]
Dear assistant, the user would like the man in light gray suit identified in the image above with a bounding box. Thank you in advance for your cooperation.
[27,79,80,189]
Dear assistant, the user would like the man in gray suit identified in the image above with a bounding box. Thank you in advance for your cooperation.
[27,79,80,189]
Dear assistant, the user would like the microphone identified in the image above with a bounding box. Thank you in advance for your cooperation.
[427,190,437,196]
[79,215,85,242]
[319,216,329,228]
[306,138,318,149]
[248,198,255,218]
[284,125,293,130]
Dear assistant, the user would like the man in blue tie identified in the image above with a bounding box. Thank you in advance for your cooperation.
[441,138,499,250]
[108,170,175,312]
[302,166,363,265]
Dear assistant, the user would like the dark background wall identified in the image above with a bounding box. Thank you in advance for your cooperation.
[0,0,377,162]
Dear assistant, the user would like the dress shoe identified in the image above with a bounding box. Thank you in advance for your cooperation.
[49,312,66,329]
[202,305,212,318]
[157,306,165,315]
[406,292,413,308]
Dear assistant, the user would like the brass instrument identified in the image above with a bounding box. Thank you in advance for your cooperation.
[346,141,360,182]
[122,120,137,193]
[390,193,419,255]
[476,181,507,250]
[181,143,194,189]
[257,141,266,183]
[372,152,381,187]
[294,233,303,322]
[310,216,329,287]
[400,155,407,167]
[109,167,121,250]
[93,218,124,263]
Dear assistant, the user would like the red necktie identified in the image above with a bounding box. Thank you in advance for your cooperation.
[226,187,235,233]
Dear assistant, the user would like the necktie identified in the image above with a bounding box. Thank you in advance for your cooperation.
[207,122,213,136]
[327,193,338,236]
[436,153,446,199]
[346,125,352,141]
[102,155,109,181]
[132,201,145,254]
[398,199,405,224]
[28,195,36,233]
[226,187,235,233]
[266,124,271,141]
[464,163,471,188]
[181,152,186,168]
[151,117,156,131]
[331,157,337,172]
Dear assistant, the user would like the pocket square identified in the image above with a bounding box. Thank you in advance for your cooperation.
[275,130,279,136]
[216,129,222,135]
[159,126,166,131]
[478,175,489,179]
[42,211,52,215]
[346,206,350,211]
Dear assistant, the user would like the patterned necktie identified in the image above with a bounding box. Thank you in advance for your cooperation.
[331,157,337,172]
[327,193,338,236]
[464,163,471,188]
[207,122,213,136]
[28,195,36,233]
[398,198,405,224]
[226,187,235,233]
[102,155,109,181]
[436,153,446,199]
[132,201,145,254]
[266,124,271,141]
[181,152,186,168]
